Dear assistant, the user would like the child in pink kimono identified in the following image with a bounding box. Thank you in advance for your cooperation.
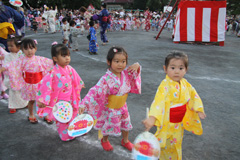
[0,38,53,124]
[36,43,84,141]
[80,46,141,151]
[0,46,9,100]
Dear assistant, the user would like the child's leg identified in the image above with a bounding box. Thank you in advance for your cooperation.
[101,135,113,151]
[27,100,38,123]
[121,130,133,151]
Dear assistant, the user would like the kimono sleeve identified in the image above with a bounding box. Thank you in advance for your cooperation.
[125,66,141,94]
[79,76,108,120]
[3,57,24,90]
[39,56,54,75]
[36,71,54,105]
[183,83,205,135]
[148,81,168,127]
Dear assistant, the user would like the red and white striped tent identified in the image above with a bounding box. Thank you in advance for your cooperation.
[173,0,226,46]
[87,4,95,11]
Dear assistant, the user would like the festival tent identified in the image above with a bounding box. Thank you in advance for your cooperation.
[172,0,226,46]
[87,4,95,11]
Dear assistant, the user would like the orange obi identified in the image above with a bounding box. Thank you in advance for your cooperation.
[22,71,43,84]
[106,94,128,109]
[170,104,187,123]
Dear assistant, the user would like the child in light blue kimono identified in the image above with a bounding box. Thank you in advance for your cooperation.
[89,20,98,55]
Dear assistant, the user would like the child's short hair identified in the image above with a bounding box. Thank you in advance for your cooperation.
[62,18,67,23]
[70,20,76,26]
[51,44,70,65]
[89,20,94,27]
[20,38,37,50]
[7,34,22,47]
[165,51,188,69]
[107,46,128,67]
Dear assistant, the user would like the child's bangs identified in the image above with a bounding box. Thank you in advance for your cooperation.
[60,47,70,56]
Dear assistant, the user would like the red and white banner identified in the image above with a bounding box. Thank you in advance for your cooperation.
[173,1,226,43]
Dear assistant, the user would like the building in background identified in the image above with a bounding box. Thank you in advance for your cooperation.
[103,0,134,11]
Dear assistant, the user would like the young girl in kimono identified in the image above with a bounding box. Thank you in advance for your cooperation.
[80,46,141,151]
[143,51,206,160]
[4,35,28,114]
[36,43,84,141]
[0,38,53,124]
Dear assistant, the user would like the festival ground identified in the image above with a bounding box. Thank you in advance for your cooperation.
[0,29,239,160]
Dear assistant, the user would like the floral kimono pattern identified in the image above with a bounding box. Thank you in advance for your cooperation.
[80,68,141,136]
[89,26,98,53]
[36,64,84,141]
[3,55,53,100]
[149,75,205,160]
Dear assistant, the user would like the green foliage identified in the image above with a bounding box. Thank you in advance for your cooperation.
[133,0,148,10]
[227,0,240,16]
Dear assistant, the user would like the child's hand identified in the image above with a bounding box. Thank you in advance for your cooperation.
[198,112,206,119]
[37,101,46,108]
[78,108,84,115]
[142,116,156,131]
[0,67,6,73]
[128,62,140,73]
[0,56,4,60]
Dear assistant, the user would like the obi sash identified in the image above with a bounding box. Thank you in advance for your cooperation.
[43,23,47,25]
[170,104,187,123]
[102,16,108,22]
[106,94,128,109]
[22,71,43,84]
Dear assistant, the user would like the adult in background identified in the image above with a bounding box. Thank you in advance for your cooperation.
[79,6,92,31]
[98,3,109,46]
[0,0,24,51]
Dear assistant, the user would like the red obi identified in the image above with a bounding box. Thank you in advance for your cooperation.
[170,104,187,123]
[22,71,43,84]
[43,23,47,25]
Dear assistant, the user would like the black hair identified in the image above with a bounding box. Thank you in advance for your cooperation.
[62,17,67,23]
[51,44,70,65]
[89,20,94,27]
[70,20,76,26]
[7,35,22,48]
[165,51,188,69]
[101,3,106,8]
[107,46,128,67]
[20,38,37,50]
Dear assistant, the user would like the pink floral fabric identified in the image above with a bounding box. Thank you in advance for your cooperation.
[80,67,141,136]
[36,64,84,141]
[3,55,53,100]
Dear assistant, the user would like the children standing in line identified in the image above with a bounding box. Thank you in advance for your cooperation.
[36,43,84,141]
[70,20,81,51]
[0,38,53,124]
[80,46,141,151]
[143,51,206,160]
[89,21,98,55]
[4,35,28,114]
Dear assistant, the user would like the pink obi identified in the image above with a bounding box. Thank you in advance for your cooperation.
[22,71,43,84]
[170,104,187,123]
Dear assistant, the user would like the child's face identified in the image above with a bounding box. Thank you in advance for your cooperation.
[53,54,71,68]
[63,21,67,25]
[164,58,187,83]
[7,41,20,53]
[22,47,37,58]
[107,53,127,75]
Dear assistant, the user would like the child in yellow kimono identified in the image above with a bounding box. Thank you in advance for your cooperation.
[143,51,206,160]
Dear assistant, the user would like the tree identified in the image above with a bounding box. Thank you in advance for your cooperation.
[133,0,148,10]
[227,0,240,17]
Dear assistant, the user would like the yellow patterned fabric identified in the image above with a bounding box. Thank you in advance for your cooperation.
[0,22,15,39]
[106,94,128,109]
[149,75,205,159]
